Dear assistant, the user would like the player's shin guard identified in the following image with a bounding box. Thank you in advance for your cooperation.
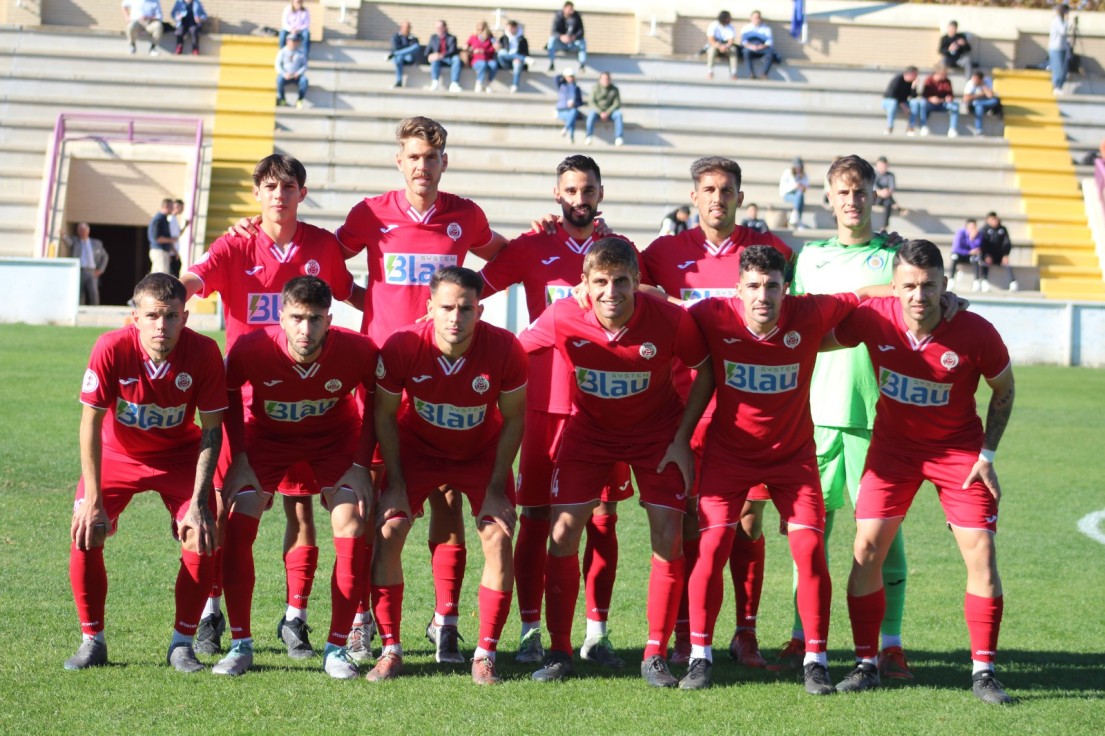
[881,527,908,637]
[70,543,107,636]
[371,582,404,649]
[847,588,885,660]
[431,543,466,620]
[221,512,261,640]
[208,547,224,598]
[583,513,618,622]
[689,527,734,649]
[174,549,215,637]
[674,533,701,639]
[327,537,365,647]
[545,553,581,654]
[789,528,830,653]
[478,585,512,654]
[964,593,1002,664]
[644,556,685,659]
[731,532,765,631]
[284,544,319,611]
[514,515,550,624]
[356,537,374,618]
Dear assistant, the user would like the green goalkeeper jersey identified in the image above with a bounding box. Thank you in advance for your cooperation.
[792,234,897,430]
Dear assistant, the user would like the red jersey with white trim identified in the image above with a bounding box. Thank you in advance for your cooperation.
[336,189,493,345]
[518,293,709,445]
[690,293,859,462]
[225,325,378,465]
[834,297,1010,452]
[79,325,227,465]
[377,320,528,461]
[481,226,634,414]
[189,222,355,352]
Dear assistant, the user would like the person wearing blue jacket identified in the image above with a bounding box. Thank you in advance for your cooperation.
[556,69,584,143]
[172,0,207,55]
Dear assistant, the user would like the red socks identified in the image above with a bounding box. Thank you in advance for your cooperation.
[70,544,107,636]
[356,538,374,619]
[545,553,580,654]
[327,537,366,647]
[688,527,733,649]
[431,543,466,618]
[583,513,618,623]
[730,532,765,631]
[222,512,261,640]
[477,585,512,653]
[789,528,830,653]
[674,533,700,639]
[371,582,404,648]
[208,546,223,598]
[284,545,319,609]
[964,593,1003,663]
[847,588,885,660]
[174,549,216,636]
[644,556,684,659]
[514,515,550,624]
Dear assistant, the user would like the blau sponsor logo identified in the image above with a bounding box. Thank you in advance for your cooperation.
[115,400,187,429]
[878,368,950,406]
[264,398,339,421]
[545,284,574,305]
[247,293,281,324]
[384,253,458,285]
[679,287,735,301]
[414,399,487,430]
[574,368,650,398]
[723,361,799,394]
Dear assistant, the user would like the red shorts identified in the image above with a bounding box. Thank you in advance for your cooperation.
[391,446,516,518]
[246,432,357,497]
[552,426,686,512]
[697,445,825,532]
[856,442,999,533]
[691,415,767,501]
[214,427,320,497]
[517,411,633,507]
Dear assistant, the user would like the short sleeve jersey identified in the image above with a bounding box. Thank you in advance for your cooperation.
[80,325,227,465]
[225,326,378,465]
[480,226,633,415]
[792,234,896,429]
[377,320,528,461]
[336,189,493,346]
[689,293,859,462]
[518,294,709,445]
[834,297,1010,452]
[188,222,355,352]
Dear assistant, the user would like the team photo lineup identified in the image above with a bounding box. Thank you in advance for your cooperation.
[67,114,1020,705]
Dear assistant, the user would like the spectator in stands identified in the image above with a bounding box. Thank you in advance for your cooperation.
[740,10,777,80]
[947,218,982,288]
[497,20,529,93]
[659,206,692,236]
[705,10,740,80]
[555,68,584,143]
[466,21,499,93]
[779,157,809,230]
[962,70,1002,137]
[882,65,919,135]
[280,0,311,58]
[938,20,972,77]
[426,19,463,93]
[169,199,188,276]
[585,72,624,146]
[1049,4,1073,95]
[390,21,421,88]
[66,223,110,306]
[275,35,309,108]
[148,198,175,274]
[121,0,165,56]
[873,157,897,229]
[171,0,206,55]
[980,211,1016,291]
[1078,137,1105,166]
[548,1,586,72]
[912,64,960,138]
[740,203,770,234]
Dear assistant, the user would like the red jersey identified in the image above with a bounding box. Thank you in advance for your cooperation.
[79,325,227,465]
[225,326,378,465]
[336,189,493,345]
[689,293,859,462]
[834,297,1011,453]
[377,320,528,462]
[518,293,709,445]
[481,226,633,414]
[188,222,355,352]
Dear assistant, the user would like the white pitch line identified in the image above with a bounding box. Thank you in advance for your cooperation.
[1077,509,1105,545]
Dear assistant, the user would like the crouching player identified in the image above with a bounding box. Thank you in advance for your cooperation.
[213,276,378,679]
[367,266,527,685]
[67,274,226,672]
[828,240,1015,704]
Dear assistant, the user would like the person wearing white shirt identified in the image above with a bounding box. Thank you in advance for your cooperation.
[121,0,165,56]
[1048,4,1073,93]
[740,10,776,79]
[779,157,810,229]
[705,11,739,80]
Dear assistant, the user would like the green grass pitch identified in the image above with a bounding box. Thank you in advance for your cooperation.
[0,323,1103,735]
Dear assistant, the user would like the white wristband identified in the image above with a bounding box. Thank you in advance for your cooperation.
[979,449,996,464]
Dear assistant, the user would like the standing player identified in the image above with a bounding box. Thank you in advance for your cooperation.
[211,277,377,679]
[479,154,634,667]
[827,240,1015,705]
[367,267,527,685]
[67,274,225,672]
[183,153,356,659]
[520,238,709,688]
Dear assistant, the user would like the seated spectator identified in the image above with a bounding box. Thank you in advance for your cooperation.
[740,203,770,234]
[660,206,692,236]
[585,72,624,146]
[555,69,584,144]
[705,10,740,80]
[980,211,1016,291]
[947,218,982,287]
[962,70,1003,137]
[275,36,309,108]
[121,0,164,56]
[497,20,529,93]
[882,65,919,135]
[171,0,206,56]
[548,1,586,72]
[280,0,311,58]
[779,157,809,230]
[1079,137,1105,166]
[467,21,499,93]
[389,21,421,88]
[873,157,897,229]
[740,11,778,80]
[939,20,972,77]
[426,20,463,93]
[910,64,960,138]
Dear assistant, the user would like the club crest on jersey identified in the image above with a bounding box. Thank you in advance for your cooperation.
[940,351,959,370]
[115,399,187,430]
[375,356,386,379]
[247,292,282,324]
[175,373,193,391]
[265,397,339,421]
[446,222,463,241]
[723,361,799,394]
[878,368,950,406]
[679,287,735,301]
[414,399,487,430]
[575,368,650,398]
[639,342,657,360]
[325,379,342,393]
[865,253,887,270]
[82,369,99,393]
[472,375,490,394]
[783,331,801,349]
[545,284,574,305]
[304,259,321,277]
[384,253,458,285]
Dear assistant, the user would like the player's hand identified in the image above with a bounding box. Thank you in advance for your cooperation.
[335,464,373,520]
[964,458,1001,503]
[879,229,905,248]
[71,500,110,551]
[178,499,217,555]
[227,215,261,238]
[591,216,611,237]
[940,290,969,321]
[376,484,412,529]
[530,212,560,235]
[477,489,517,537]
[223,454,262,503]
[657,440,695,495]
[571,279,590,310]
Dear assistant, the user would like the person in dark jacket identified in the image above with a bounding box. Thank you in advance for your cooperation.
[426,19,463,92]
[555,69,584,143]
[497,20,530,93]
[547,2,586,71]
[881,66,918,135]
[939,20,972,77]
[390,21,421,88]
[979,211,1015,291]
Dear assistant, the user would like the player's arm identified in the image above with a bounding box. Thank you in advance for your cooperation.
[72,405,110,551]
[345,283,367,312]
[227,215,262,238]
[222,386,262,500]
[332,364,379,519]
[179,410,223,555]
[373,387,412,525]
[658,359,714,492]
[478,385,525,536]
[180,271,204,302]
[963,365,1015,501]
[517,307,556,355]
[470,230,509,261]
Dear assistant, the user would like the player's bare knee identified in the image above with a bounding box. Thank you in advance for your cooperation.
[229,490,268,518]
